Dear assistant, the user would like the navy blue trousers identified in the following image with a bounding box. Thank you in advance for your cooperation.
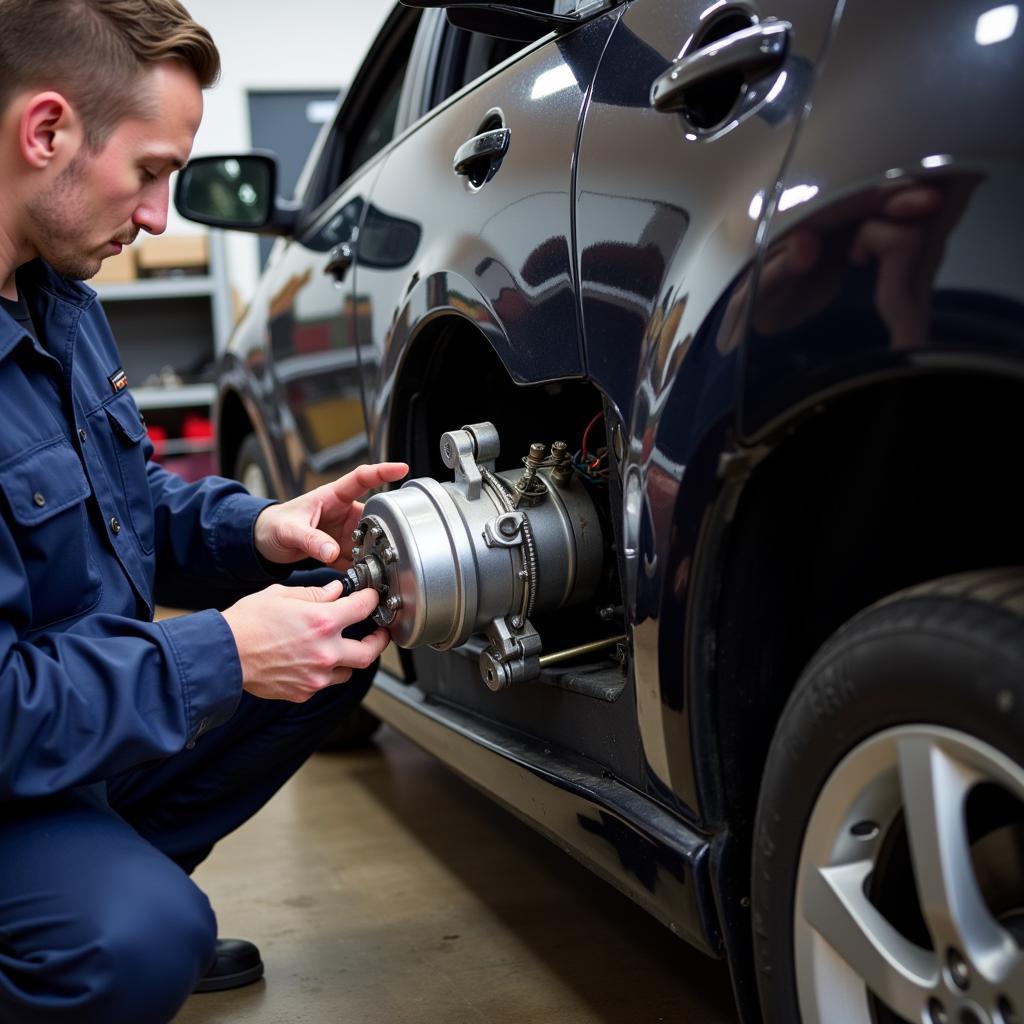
[0,667,373,1024]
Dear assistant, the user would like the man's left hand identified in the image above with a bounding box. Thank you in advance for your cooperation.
[253,462,409,567]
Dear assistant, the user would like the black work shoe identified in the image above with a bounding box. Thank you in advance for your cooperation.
[194,937,264,992]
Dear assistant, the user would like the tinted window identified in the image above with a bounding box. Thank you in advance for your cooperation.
[346,58,409,172]
[303,10,420,212]
[430,26,527,109]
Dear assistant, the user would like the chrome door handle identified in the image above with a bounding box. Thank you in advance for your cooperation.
[651,19,790,112]
[453,128,511,178]
[325,242,354,284]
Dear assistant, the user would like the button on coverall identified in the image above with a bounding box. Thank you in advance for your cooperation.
[0,260,373,1022]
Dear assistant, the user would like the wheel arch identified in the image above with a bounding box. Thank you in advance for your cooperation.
[214,375,290,498]
[383,311,605,476]
[667,365,1024,1017]
[215,387,252,480]
[706,363,1024,849]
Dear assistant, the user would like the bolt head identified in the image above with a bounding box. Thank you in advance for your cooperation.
[946,948,970,991]
[385,596,402,611]
[381,546,397,563]
[370,525,384,540]
[499,518,518,537]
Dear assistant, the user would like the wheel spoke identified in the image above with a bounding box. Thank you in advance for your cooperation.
[994,944,1024,994]
[804,860,937,1020]
[897,736,1017,977]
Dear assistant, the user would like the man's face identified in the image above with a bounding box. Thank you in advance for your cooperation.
[25,61,203,281]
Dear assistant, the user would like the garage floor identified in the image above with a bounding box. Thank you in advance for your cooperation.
[172,726,739,1024]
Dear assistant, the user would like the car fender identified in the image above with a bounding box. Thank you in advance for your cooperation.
[364,267,581,462]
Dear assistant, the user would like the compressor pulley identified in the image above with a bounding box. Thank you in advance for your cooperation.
[340,422,605,691]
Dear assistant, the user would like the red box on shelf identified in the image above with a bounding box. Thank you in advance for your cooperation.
[146,423,168,458]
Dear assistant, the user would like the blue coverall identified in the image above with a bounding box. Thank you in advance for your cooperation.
[0,259,372,1022]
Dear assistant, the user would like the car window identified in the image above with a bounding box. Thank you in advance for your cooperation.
[303,9,420,214]
[429,25,528,109]
[346,52,410,174]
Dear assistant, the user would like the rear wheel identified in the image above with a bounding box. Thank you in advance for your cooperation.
[752,569,1024,1024]
[234,433,273,499]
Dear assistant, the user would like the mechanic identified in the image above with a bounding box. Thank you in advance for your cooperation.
[0,2,407,1021]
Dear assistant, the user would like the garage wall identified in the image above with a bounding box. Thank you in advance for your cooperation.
[169,0,395,303]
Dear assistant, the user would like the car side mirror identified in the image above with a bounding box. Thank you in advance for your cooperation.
[175,154,298,236]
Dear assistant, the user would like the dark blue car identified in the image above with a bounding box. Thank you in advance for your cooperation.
[175,2,1024,1021]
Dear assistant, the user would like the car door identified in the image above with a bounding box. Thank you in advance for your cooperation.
[250,8,421,495]
[353,9,620,470]
[573,0,840,814]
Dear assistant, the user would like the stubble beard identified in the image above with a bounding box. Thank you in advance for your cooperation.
[26,153,135,281]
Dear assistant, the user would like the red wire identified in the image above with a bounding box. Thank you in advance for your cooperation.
[581,411,604,460]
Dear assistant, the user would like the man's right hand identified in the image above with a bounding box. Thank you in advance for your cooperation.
[221,581,389,702]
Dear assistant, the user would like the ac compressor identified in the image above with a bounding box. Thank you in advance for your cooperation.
[340,422,605,690]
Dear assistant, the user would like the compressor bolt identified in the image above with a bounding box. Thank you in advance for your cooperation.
[385,595,402,612]
[514,443,548,505]
[551,440,573,485]
[381,546,397,563]
[352,524,367,543]
[369,525,384,540]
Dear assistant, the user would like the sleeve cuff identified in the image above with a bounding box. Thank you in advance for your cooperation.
[159,609,243,744]
[211,493,291,583]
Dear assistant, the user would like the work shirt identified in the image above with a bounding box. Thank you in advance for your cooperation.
[0,259,281,800]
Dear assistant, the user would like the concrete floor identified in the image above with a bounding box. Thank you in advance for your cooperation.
[174,726,739,1024]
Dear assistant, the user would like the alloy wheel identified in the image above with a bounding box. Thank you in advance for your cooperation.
[794,725,1024,1024]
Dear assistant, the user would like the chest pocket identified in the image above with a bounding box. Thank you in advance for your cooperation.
[103,391,155,555]
[0,438,102,630]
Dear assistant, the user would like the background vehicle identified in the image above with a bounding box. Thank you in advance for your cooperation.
[176,1,1024,1020]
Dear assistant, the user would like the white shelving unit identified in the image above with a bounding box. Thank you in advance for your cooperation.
[130,383,217,409]
[93,232,232,467]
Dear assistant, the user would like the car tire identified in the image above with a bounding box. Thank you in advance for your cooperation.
[234,433,274,499]
[752,568,1024,1024]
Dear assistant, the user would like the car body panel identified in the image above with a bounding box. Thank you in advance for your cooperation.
[364,670,721,955]
[219,163,383,496]
[739,0,1024,439]
[574,0,840,817]
[197,2,1024,1015]
[355,12,619,450]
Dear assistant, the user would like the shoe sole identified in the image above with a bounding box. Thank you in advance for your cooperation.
[193,960,265,993]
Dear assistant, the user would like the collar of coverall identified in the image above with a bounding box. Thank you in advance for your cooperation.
[0,259,97,364]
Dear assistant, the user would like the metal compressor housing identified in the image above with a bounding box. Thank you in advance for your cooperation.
[350,423,604,686]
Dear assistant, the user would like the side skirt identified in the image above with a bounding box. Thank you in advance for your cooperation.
[365,671,722,957]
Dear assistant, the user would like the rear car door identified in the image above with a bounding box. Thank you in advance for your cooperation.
[573,0,840,812]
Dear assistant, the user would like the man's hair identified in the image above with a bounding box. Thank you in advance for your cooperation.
[0,0,220,149]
